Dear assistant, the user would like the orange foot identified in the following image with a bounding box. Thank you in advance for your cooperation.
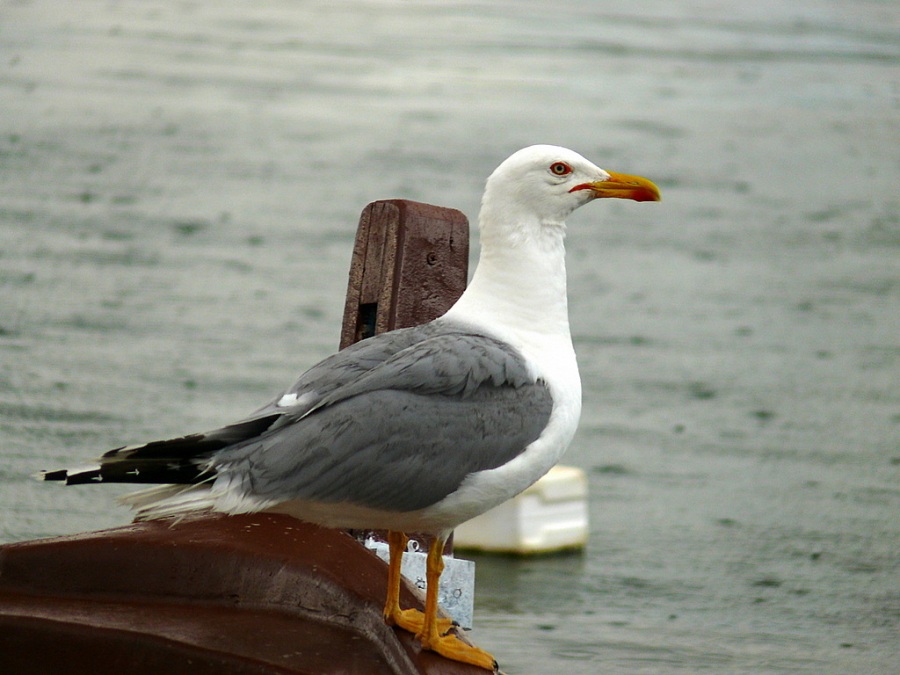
[386,606,456,636]
[419,630,497,672]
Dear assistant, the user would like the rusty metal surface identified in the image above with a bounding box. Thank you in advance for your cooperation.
[0,513,487,674]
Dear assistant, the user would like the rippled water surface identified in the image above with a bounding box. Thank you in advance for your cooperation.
[2,2,898,673]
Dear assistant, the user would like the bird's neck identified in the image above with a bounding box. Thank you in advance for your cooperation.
[447,215,572,343]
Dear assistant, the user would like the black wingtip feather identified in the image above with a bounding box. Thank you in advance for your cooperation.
[40,414,279,488]
[63,469,104,485]
[38,467,103,485]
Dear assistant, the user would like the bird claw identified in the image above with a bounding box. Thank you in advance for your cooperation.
[418,631,498,672]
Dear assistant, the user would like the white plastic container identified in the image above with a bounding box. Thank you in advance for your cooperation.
[453,465,589,554]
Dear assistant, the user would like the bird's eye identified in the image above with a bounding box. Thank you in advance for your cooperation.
[550,162,572,176]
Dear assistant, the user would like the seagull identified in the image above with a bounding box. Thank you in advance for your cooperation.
[40,145,660,670]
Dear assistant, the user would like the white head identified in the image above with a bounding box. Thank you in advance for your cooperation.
[479,145,660,242]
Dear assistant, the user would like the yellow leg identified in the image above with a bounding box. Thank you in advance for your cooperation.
[382,531,409,625]
[382,531,455,635]
[416,536,497,672]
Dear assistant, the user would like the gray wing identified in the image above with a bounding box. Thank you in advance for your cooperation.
[214,326,554,512]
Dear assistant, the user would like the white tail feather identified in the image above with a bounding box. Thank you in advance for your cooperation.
[120,477,276,521]
[120,484,216,520]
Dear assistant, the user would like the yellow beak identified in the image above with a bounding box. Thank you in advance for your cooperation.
[584,171,661,202]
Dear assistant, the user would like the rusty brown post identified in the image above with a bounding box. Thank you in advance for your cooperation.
[340,199,469,349]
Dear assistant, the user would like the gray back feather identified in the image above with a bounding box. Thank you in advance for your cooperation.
[216,319,554,511]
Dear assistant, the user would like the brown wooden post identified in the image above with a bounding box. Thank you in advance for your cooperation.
[340,200,470,555]
[340,199,469,349]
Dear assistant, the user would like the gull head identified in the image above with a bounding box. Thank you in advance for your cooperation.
[480,145,660,235]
